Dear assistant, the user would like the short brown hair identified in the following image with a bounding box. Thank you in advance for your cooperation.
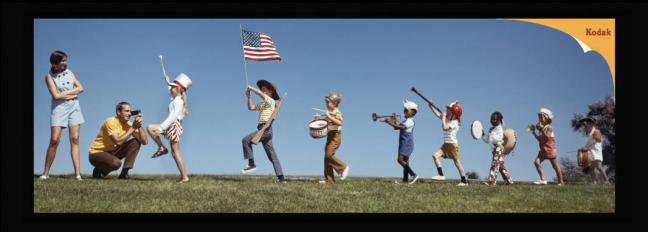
[115,102,130,115]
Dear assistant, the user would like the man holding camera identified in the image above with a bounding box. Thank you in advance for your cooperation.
[88,102,148,179]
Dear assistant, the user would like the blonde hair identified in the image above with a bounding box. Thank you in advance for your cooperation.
[181,90,188,116]
[325,92,342,106]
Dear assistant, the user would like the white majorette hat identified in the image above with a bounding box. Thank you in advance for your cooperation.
[170,73,192,91]
[539,107,553,119]
[403,99,418,111]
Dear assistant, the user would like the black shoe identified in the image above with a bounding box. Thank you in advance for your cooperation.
[92,168,103,179]
[119,173,130,179]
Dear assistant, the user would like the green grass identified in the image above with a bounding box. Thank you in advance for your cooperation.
[34,175,614,213]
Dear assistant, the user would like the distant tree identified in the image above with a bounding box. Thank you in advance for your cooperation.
[466,170,480,180]
[554,157,588,183]
[570,96,615,178]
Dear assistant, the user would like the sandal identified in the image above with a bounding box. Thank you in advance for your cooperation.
[151,147,168,158]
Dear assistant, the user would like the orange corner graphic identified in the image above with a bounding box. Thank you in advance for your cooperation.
[508,19,615,96]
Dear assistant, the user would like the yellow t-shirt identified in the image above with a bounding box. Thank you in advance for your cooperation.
[89,117,133,154]
[325,109,343,131]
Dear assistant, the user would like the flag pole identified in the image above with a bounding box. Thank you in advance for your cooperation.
[240,24,249,88]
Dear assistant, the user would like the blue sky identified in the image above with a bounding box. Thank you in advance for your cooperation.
[34,19,613,181]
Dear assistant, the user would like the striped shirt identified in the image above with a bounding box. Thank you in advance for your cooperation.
[443,119,459,144]
[256,96,275,124]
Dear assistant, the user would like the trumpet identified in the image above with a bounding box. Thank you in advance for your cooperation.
[372,112,401,123]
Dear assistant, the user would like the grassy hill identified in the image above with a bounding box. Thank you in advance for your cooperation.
[34,174,614,213]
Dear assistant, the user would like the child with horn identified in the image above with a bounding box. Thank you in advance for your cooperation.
[147,73,192,183]
[429,101,469,186]
[384,100,420,184]
[529,108,564,186]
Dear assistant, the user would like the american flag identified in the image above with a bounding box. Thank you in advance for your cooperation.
[242,29,281,61]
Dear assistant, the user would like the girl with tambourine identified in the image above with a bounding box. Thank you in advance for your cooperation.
[482,112,513,186]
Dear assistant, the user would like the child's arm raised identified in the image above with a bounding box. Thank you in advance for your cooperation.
[429,103,443,120]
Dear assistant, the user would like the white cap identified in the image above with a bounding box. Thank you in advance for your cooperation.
[403,99,418,111]
[539,108,553,119]
[171,73,192,91]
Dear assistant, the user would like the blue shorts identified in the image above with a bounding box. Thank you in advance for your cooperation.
[51,99,84,127]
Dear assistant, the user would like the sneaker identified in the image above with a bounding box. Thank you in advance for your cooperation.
[431,175,446,181]
[393,181,402,184]
[75,175,82,181]
[457,182,469,186]
[275,179,287,184]
[533,180,548,185]
[505,181,514,185]
[557,183,565,186]
[408,175,419,184]
[240,165,256,174]
[318,180,327,184]
[340,166,350,180]
[38,175,49,180]
[178,178,190,184]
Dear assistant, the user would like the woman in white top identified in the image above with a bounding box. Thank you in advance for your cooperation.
[147,73,192,183]
[579,118,610,184]
[482,112,512,186]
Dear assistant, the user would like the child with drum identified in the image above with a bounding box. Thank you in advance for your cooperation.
[428,101,469,186]
[578,117,610,184]
[314,93,349,184]
[384,100,419,184]
[529,108,564,186]
[481,111,513,186]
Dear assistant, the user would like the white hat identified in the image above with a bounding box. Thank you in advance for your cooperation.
[539,108,553,119]
[403,99,418,111]
[170,73,192,91]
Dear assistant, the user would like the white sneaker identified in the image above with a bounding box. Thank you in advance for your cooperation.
[75,175,82,181]
[431,175,446,181]
[318,180,327,184]
[340,166,349,180]
[38,175,48,180]
[457,182,469,186]
[240,165,256,174]
[533,180,548,185]
[408,175,419,184]
[394,181,402,184]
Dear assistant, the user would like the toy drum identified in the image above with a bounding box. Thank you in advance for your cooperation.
[308,119,328,139]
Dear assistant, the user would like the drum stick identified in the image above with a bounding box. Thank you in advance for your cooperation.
[312,108,328,113]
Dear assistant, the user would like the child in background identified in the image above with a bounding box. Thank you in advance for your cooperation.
[429,101,469,186]
[530,108,564,186]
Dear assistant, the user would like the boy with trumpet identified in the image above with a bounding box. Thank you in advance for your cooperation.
[379,100,420,184]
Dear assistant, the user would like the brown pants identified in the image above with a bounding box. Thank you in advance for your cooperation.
[324,131,347,182]
[89,139,141,175]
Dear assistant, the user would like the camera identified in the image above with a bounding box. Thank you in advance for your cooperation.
[131,109,141,116]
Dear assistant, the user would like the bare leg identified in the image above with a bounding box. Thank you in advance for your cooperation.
[42,127,62,177]
[69,125,81,177]
[147,125,166,151]
[432,152,442,168]
[453,158,465,177]
[170,141,188,182]
[550,159,564,185]
[595,161,610,184]
[534,156,545,181]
